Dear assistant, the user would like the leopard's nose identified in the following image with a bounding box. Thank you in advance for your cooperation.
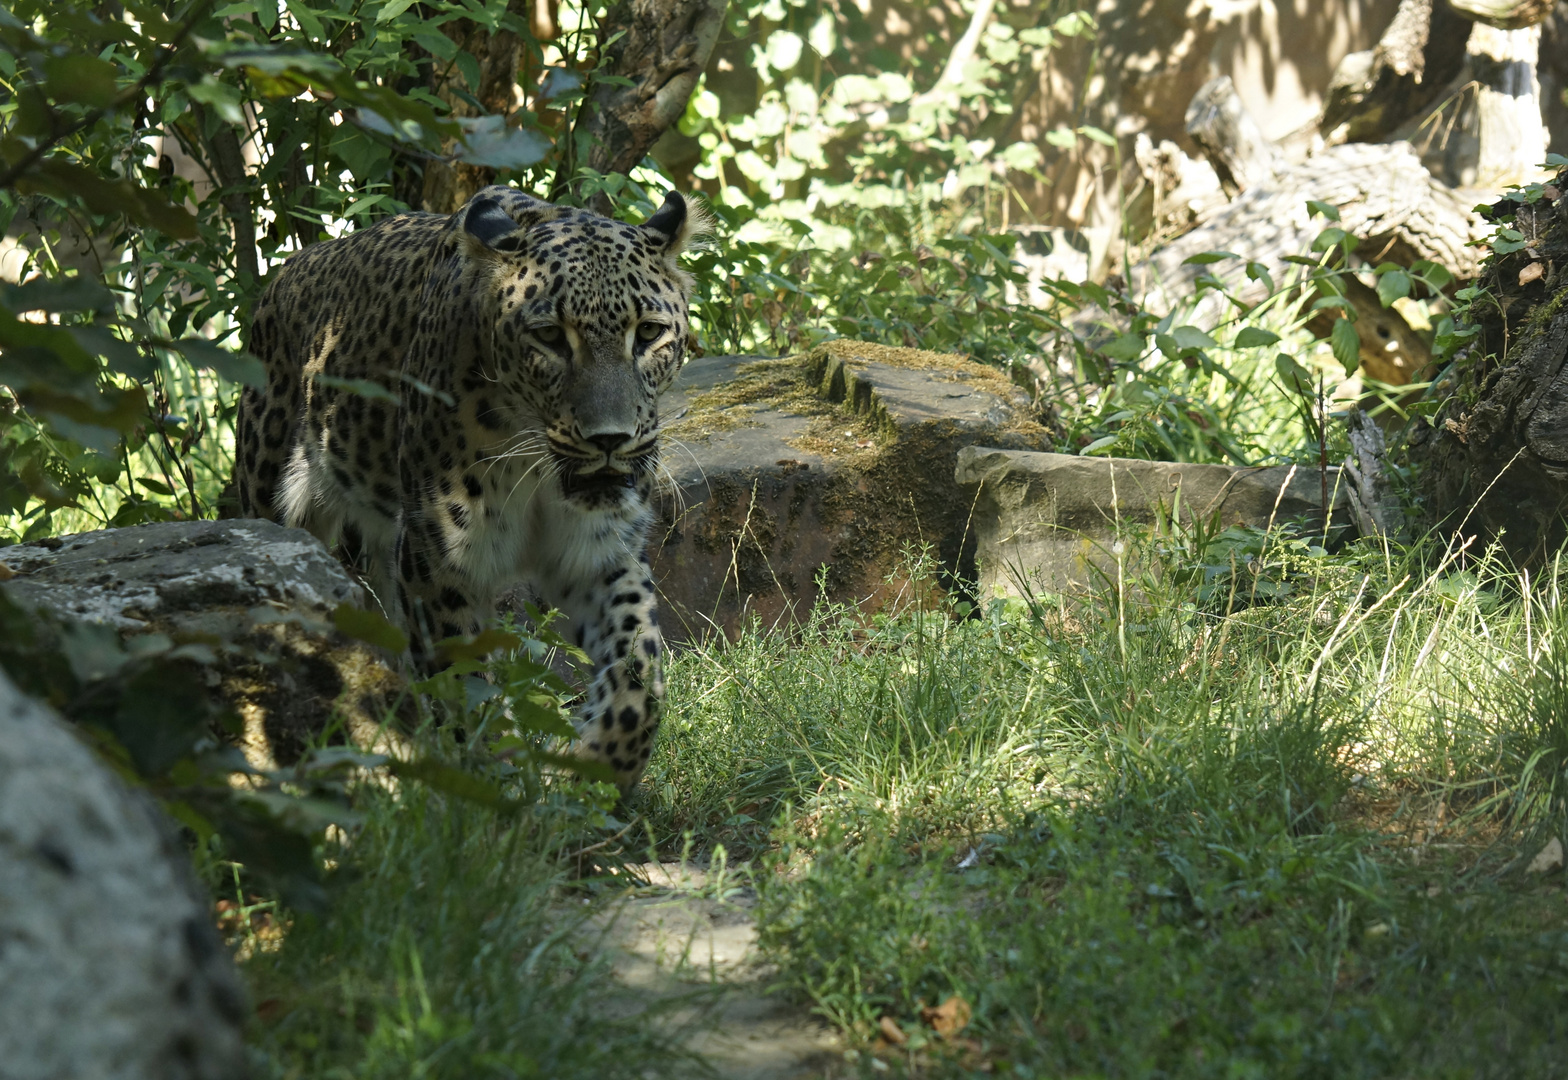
[586,432,632,459]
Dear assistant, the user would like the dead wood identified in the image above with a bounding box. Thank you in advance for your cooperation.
[1184,76,1284,196]
[1319,0,1471,145]
[1345,408,1404,538]
[1448,0,1558,29]
[1123,141,1484,333]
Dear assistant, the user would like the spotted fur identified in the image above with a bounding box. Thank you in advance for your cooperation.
[233,186,705,790]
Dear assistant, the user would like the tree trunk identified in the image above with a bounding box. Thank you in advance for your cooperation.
[572,0,725,212]
[1407,169,1568,564]
[1469,22,1547,189]
[421,8,527,215]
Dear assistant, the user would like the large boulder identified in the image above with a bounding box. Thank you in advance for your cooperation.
[0,518,408,767]
[651,340,1054,640]
[0,668,248,1080]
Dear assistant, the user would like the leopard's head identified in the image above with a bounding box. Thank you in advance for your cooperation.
[457,187,707,510]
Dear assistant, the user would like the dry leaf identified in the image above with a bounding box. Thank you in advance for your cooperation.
[1519,261,1545,286]
[0,562,13,581]
[921,994,973,1038]
[1528,836,1563,874]
[878,1015,908,1045]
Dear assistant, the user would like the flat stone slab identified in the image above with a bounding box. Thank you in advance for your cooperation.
[955,447,1348,597]
[0,519,408,768]
[652,340,1053,641]
[0,518,363,630]
[575,864,842,1080]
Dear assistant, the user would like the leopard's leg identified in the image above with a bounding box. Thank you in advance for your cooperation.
[393,514,490,667]
[538,551,665,792]
[234,308,299,522]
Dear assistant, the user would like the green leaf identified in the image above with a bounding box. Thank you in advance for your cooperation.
[1100,332,1146,362]
[1375,269,1411,308]
[332,603,409,654]
[174,338,266,387]
[454,50,482,95]
[342,193,388,217]
[313,373,399,403]
[435,628,522,664]
[2,277,116,315]
[451,116,552,170]
[1490,228,1528,254]
[1306,199,1340,221]
[1411,259,1454,291]
[1044,127,1076,148]
[1171,325,1217,350]
[1330,318,1360,375]
[43,54,118,108]
[1544,153,1567,169]
[137,476,174,496]
[1311,295,1354,313]
[1245,261,1274,293]
[1274,352,1313,397]
[1181,251,1238,266]
[1076,126,1117,147]
[16,160,197,238]
[1311,227,1348,252]
[376,0,419,21]
[388,758,523,813]
[1079,435,1120,456]
[1234,327,1280,348]
[283,0,326,39]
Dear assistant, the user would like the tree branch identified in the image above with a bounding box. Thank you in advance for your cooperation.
[911,0,997,108]
[0,0,218,192]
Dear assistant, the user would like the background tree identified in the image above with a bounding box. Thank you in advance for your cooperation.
[0,0,714,543]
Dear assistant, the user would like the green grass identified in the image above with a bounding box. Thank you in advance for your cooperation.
[637,537,1568,1077]
[231,530,1568,1078]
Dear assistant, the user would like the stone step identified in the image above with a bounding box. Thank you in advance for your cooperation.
[954,446,1349,598]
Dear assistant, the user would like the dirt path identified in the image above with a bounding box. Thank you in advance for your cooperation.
[582,864,845,1080]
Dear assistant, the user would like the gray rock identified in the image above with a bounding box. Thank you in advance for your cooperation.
[955,446,1348,597]
[651,342,1054,640]
[0,668,248,1080]
[0,519,409,768]
[0,518,363,631]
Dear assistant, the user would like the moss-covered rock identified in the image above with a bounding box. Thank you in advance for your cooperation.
[652,341,1054,640]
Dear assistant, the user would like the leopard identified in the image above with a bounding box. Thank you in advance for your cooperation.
[232,185,707,791]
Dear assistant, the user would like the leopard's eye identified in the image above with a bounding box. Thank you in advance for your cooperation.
[636,321,664,343]
[532,325,564,345]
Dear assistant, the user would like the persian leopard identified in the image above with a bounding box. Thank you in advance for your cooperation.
[232,185,707,790]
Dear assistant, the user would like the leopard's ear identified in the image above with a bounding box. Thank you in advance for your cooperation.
[463,196,524,253]
[641,191,711,254]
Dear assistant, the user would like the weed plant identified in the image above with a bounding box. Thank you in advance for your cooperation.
[643,538,1568,1077]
